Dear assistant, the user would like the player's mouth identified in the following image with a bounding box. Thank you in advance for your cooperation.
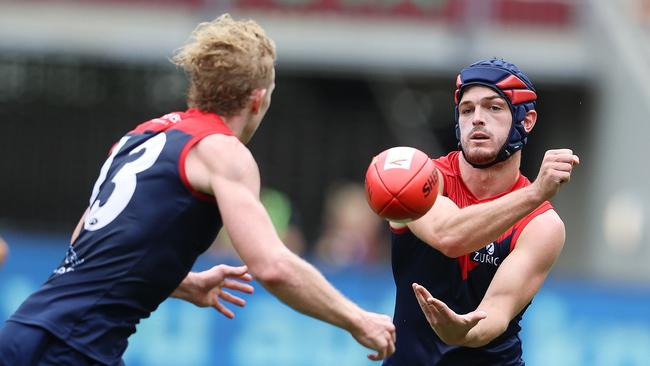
[469,131,491,142]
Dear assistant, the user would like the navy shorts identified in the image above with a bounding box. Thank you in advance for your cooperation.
[0,321,118,366]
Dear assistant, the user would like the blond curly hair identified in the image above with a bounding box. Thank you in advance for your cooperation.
[173,14,276,117]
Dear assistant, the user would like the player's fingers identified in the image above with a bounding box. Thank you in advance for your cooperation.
[381,314,394,324]
[544,151,577,169]
[557,171,571,184]
[223,279,254,294]
[551,152,579,167]
[551,153,579,166]
[465,310,487,326]
[412,284,428,305]
[378,319,397,346]
[413,286,428,306]
[238,273,253,282]
[426,296,455,320]
[546,148,573,157]
[219,290,246,307]
[419,299,442,326]
[219,265,249,277]
[384,342,395,358]
[388,322,397,344]
[549,162,573,173]
[412,283,434,299]
[367,352,381,361]
[212,298,235,319]
[369,343,387,361]
[424,300,448,325]
[386,332,396,357]
[413,286,438,321]
[413,284,442,317]
[367,344,385,361]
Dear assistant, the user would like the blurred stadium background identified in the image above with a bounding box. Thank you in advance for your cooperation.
[1,0,649,365]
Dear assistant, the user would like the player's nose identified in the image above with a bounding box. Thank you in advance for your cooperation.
[471,108,487,126]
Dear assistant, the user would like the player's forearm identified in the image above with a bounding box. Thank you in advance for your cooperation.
[430,185,543,257]
[256,253,363,333]
[461,314,509,348]
[169,272,196,301]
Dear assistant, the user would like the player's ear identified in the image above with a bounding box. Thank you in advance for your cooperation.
[522,110,537,133]
[250,88,268,114]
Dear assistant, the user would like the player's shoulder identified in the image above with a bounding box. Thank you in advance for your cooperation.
[193,134,257,177]
[528,207,564,230]
[518,207,565,250]
[432,151,459,177]
[195,134,252,161]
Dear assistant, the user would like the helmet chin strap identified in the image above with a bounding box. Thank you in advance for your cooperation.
[457,118,519,169]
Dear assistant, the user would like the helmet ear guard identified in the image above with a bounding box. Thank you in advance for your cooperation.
[454,59,537,168]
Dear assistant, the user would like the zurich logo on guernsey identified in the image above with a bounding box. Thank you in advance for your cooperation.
[472,242,500,266]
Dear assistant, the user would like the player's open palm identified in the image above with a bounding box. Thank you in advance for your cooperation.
[533,149,580,200]
[413,283,487,346]
[183,264,254,318]
[351,311,397,361]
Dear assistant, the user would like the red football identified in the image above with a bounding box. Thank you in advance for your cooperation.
[365,147,439,221]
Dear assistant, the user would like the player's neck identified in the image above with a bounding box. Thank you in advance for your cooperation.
[459,152,521,200]
[220,114,249,143]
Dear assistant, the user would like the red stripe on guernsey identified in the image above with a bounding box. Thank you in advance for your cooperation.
[176,109,234,203]
[457,254,479,281]
[497,226,516,244]
[130,113,182,134]
[509,201,553,252]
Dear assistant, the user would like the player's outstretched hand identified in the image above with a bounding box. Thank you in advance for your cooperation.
[349,310,396,361]
[532,149,580,201]
[413,283,487,346]
[172,264,254,319]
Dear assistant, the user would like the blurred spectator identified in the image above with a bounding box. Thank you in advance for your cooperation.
[0,236,7,267]
[314,182,389,267]
[209,187,306,259]
[643,0,650,24]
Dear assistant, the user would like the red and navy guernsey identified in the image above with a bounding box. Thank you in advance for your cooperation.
[384,151,553,366]
[9,109,232,365]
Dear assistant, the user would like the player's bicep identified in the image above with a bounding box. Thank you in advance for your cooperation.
[480,210,565,321]
[194,137,286,268]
